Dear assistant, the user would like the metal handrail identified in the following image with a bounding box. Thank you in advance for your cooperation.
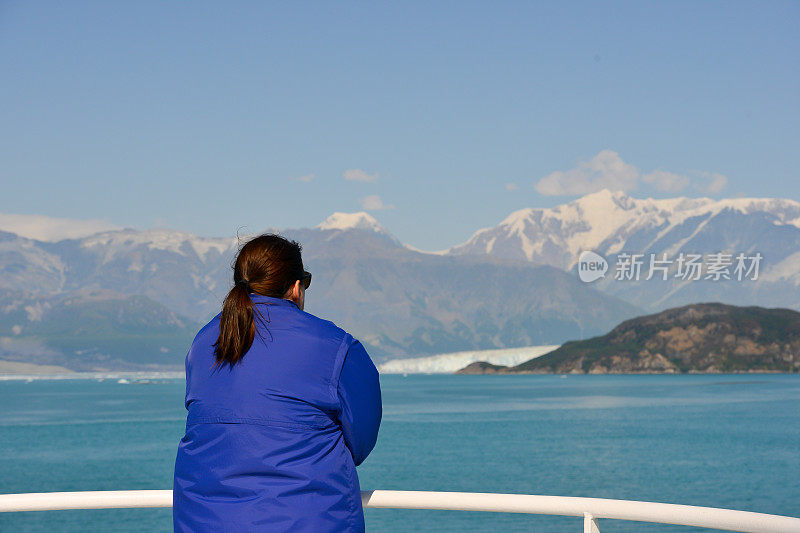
[1,489,798,533]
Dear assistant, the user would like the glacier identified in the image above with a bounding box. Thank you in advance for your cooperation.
[378,344,560,374]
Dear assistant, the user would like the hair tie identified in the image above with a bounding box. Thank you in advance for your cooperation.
[236,278,250,289]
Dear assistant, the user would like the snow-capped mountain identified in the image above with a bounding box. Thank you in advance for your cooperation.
[316,211,402,247]
[449,189,800,270]
[0,228,242,321]
[447,190,800,310]
[79,228,238,262]
[317,211,385,233]
[4,190,800,370]
[0,214,639,365]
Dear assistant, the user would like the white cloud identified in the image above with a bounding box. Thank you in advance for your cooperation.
[642,169,728,194]
[642,169,690,192]
[361,194,394,211]
[535,150,728,196]
[0,213,121,242]
[295,173,314,182]
[535,150,639,196]
[696,171,728,194]
[505,183,519,191]
[344,168,379,182]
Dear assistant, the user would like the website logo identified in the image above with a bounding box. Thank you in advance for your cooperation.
[577,251,608,283]
[577,250,763,283]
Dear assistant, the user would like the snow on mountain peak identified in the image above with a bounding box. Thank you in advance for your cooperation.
[316,211,387,233]
[576,188,627,204]
[80,228,236,260]
[451,191,800,268]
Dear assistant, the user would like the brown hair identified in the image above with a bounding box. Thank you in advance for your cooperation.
[213,233,304,368]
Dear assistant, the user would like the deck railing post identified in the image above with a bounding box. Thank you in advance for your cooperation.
[584,512,600,533]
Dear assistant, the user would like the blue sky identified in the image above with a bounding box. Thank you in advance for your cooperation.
[0,1,797,249]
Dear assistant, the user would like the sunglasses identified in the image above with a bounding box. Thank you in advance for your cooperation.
[300,271,312,290]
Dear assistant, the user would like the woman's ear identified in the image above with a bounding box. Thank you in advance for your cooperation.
[286,279,301,303]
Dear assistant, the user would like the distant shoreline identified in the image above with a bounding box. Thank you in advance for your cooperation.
[0,371,184,381]
[4,371,798,382]
[454,368,797,375]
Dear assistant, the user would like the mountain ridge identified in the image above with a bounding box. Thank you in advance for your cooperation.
[459,303,800,374]
[0,288,198,371]
[5,190,799,253]
[0,223,640,364]
[2,190,798,366]
[448,189,800,268]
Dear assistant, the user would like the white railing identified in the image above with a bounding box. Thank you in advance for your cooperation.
[1,490,799,533]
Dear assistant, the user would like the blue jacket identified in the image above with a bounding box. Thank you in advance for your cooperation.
[173,294,382,532]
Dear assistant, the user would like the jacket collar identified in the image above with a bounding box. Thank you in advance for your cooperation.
[249,293,299,309]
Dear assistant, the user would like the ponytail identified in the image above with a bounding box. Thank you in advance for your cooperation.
[213,234,304,368]
[213,279,256,368]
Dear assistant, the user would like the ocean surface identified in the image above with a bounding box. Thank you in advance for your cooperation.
[0,374,798,532]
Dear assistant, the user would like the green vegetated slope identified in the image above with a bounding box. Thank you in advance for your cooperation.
[460,303,800,374]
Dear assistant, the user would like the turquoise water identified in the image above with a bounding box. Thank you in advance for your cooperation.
[1,374,798,532]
